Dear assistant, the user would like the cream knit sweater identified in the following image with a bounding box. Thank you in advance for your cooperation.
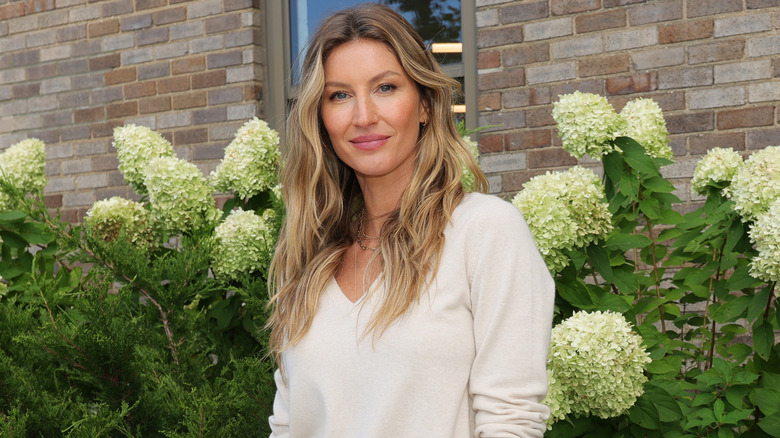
[269,193,555,437]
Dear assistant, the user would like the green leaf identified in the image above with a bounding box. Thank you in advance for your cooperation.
[646,354,683,375]
[556,281,597,309]
[758,412,780,436]
[587,244,614,283]
[0,210,27,222]
[598,293,632,313]
[643,386,683,422]
[605,232,653,250]
[0,230,27,248]
[754,388,780,416]
[629,395,660,429]
[724,385,751,409]
[753,320,774,361]
[714,399,725,422]
[620,173,639,198]
[618,137,660,175]
[711,295,751,323]
[748,286,771,323]
[642,176,676,194]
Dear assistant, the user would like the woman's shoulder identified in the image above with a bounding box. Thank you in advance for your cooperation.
[452,192,526,229]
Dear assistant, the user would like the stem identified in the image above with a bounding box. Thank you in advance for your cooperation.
[645,216,666,334]
[704,238,728,370]
[763,282,776,321]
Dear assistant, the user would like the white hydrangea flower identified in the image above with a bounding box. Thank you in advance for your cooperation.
[0,274,7,297]
[542,368,570,428]
[84,197,156,249]
[552,91,626,159]
[511,166,613,275]
[728,145,780,222]
[460,135,480,193]
[211,208,278,280]
[210,118,280,199]
[690,148,743,196]
[144,156,221,235]
[548,311,651,420]
[748,199,780,284]
[112,124,175,196]
[617,98,673,160]
[0,138,47,211]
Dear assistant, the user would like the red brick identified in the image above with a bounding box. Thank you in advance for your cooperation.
[478,25,523,49]
[550,79,603,99]
[503,43,549,67]
[525,106,555,128]
[88,18,119,37]
[244,84,262,101]
[478,51,500,69]
[478,67,525,91]
[12,83,40,99]
[92,120,124,138]
[658,19,712,44]
[139,96,171,114]
[717,106,774,130]
[153,6,186,25]
[137,0,166,10]
[124,81,156,98]
[604,0,646,7]
[575,9,626,33]
[579,54,631,77]
[502,1,548,24]
[666,112,714,134]
[205,13,241,34]
[606,73,656,95]
[528,147,577,168]
[689,132,745,154]
[89,53,121,71]
[689,40,744,65]
[192,70,226,89]
[479,93,501,111]
[0,3,25,20]
[105,67,136,85]
[506,129,552,151]
[92,155,119,171]
[107,101,138,119]
[172,91,207,109]
[44,194,63,209]
[173,128,208,145]
[687,0,742,18]
[157,77,190,94]
[747,0,780,7]
[28,0,56,14]
[27,64,57,80]
[551,0,599,15]
[648,91,685,112]
[75,107,105,123]
[502,170,548,192]
[747,127,780,150]
[629,0,682,25]
[478,134,504,153]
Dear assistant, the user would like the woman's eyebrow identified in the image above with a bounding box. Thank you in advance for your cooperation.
[323,70,402,89]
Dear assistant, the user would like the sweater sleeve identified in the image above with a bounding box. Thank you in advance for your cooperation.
[268,368,290,438]
[467,199,555,437]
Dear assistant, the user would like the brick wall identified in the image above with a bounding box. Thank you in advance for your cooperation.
[0,0,264,222]
[475,0,780,207]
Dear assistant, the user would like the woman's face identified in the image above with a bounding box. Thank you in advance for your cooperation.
[321,39,427,187]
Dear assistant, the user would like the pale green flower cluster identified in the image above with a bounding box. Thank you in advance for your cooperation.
[617,98,673,160]
[112,124,175,195]
[144,157,221,235]
[212,208,278,280]
[84,197,155,249]
[552,91,626,159]
[460,135,480,193]
[210,117,280,199]
[0,138,47,211]
[0,275,7,297]
[728,146,780,222]
[511,166,613,274]
[690,148,743,196]
[543,369,568,427]
[545,310,651,421]
[748,199,780,283]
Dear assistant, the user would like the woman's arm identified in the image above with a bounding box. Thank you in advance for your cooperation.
[467,199,555,437]
[268,368,290,437]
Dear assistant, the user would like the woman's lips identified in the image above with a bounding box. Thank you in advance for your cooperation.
[350,134,390,151]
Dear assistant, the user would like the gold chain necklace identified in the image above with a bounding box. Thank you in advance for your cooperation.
[356,209,378,251]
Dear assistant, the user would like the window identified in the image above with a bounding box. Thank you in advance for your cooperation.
[265,1,477,132]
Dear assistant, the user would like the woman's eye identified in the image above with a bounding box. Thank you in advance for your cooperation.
[330,91,348,100]
[378,84,396,93]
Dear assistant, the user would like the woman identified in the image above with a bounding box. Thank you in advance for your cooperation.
[267,4,555,437]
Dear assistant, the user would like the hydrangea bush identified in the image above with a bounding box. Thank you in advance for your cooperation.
[84,196,156,249]
[212,208,279,281]
[522,92,780,437]
[0,138,47,210]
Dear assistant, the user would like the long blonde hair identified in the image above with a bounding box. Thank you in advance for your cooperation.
[267,3,487,363]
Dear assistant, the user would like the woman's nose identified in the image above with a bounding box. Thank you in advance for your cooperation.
[352,96,379,127]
